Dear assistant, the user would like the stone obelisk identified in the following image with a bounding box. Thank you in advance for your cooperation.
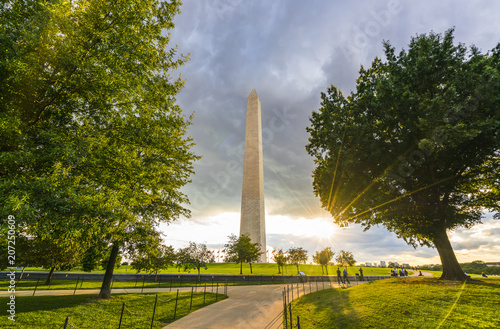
[240,89,266,262]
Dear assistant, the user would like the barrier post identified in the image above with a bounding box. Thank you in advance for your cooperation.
[150,294,158,329]
[189,287,194,311]
[215,282,219,301]
[73,277,80,295]
[173,290,179,320]
[63,316,69,329]
[118,302,125,329]
[33,279,40,296]
[283,289,288,329]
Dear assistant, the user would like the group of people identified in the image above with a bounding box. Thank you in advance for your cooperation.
[336,267,351,284]
[390,268,408,277]
[336,267,365,284]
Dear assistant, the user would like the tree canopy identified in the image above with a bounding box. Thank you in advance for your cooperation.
[0,0,198,298]
[335,250,356,267]
[287,247,308,274]
[313,247,334,274]
[224,234,261,274]
[179,242,214,276]
[272,249,287,274]
[306,29,499,281]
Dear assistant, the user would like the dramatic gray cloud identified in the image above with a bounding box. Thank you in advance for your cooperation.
[161,0,500,264]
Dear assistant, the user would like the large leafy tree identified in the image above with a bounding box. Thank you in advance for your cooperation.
[306,29,499,281]
[0,0,198,298]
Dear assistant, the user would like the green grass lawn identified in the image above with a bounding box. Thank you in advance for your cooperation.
[1,291,226,328]
[1,277,235,291]
[289,277,500,328]
[7,263,394,276]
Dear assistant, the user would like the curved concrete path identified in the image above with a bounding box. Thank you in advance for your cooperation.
[164,284,287,329]
[163,281,365,329]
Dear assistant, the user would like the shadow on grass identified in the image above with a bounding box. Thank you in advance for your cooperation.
[15,294,101,314]
[292,288,363,328]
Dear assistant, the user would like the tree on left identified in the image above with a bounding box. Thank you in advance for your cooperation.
[0,0,198,299]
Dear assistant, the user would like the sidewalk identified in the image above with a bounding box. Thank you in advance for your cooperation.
[164,281,365,329]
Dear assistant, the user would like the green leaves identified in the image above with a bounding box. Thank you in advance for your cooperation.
[1,0,197,270]
[307,29,500,246]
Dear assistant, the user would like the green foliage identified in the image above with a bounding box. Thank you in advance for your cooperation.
[100,247,122,270]
[82,246,103,272]
[306,29,499,280]
[272,249,288,274]
[179,242,214,276]
[224,234,262,274]
[335,250,356,267]
[0,0,198,287]
[287,247,308,274]
[131,244,175,278]
[313,247,334,275]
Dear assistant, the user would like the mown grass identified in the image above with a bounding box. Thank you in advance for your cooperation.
[0,277,274,291]
[289,278,500,328]
[1,264,394,292]
[6,263,394,276]
[1,291,226,328]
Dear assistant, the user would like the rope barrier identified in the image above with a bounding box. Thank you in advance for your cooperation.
[157,297,174,303]
[124,304,152,315]
[57,281,229,329]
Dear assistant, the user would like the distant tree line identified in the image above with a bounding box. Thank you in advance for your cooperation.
[420,260,500,275]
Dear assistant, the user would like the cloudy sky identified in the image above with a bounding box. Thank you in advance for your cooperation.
[160,0,500,265]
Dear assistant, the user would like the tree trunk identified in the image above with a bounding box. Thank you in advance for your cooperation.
[249,262,253,274]
[433,226,468,281]
[325,266,329,276]
[98,244,119,299]
[45,266,55,285]
[240,261,243,275]
[277,264,281,274]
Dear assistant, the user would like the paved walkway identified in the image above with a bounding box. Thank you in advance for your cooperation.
[163,281,367,329]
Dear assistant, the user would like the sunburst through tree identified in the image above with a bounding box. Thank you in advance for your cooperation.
[306,29,500,281]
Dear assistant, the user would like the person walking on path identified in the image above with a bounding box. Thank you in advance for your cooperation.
[343,268,350,284]
[359,267,364,281]
[337,268,343,284]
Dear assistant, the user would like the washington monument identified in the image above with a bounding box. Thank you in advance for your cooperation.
[240,89,266,262]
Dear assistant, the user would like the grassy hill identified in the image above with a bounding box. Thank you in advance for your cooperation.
[289,277,500,328]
